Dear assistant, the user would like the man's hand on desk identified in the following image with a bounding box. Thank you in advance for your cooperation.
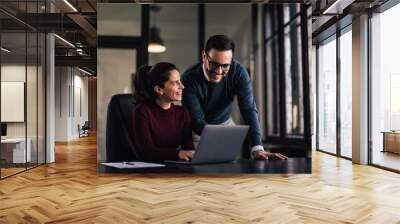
[252,150,288,160]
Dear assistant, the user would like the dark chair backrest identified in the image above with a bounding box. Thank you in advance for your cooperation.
[82,121,90,130]
[106,94,141,162]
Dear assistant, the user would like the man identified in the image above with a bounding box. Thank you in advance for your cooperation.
[181,35,287,160]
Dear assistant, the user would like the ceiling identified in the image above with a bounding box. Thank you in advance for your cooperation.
[1,0,97,73]
[1,0,311,75]
[311,0,389,43]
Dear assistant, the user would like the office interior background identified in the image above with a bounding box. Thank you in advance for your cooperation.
[0,0,97,178]
[0,0,400,177]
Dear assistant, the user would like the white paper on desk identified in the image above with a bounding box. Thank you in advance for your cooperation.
[101,161,165,169]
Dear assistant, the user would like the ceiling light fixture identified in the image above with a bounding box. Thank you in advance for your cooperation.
[77,67,93,76]
[148,5,166,54]
[54,34,75,48]
[1,47,11,53]
[148,27,166,53]
[63,0,78,12]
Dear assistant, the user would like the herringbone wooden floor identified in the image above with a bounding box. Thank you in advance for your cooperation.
[1,135,400,224]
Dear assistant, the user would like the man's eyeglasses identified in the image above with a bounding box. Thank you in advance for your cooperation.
[206,54,231,72]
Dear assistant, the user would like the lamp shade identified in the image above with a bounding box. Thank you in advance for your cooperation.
[148,27,166,53]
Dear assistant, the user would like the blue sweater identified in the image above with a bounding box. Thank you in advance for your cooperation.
[181,60,262,147]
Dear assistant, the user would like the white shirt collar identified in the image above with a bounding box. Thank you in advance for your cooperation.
[202,63,210,82]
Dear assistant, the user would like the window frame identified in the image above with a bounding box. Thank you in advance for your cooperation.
[368,0,400,172]
[314,20,353,160]
[262,4,311,149]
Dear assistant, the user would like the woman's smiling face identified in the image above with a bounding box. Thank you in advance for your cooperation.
[156,69,184,102]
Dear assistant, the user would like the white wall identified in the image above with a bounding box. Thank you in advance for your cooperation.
[74,74,89,137]
[54,67,89,141]
[1,65,36,138]
[55,67,69,141]
[1,63,46,164]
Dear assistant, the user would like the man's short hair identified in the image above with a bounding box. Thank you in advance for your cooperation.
[205,35,235,53]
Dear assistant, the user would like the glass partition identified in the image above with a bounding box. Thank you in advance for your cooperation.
[1,29,28,177]
[0,2,46,178]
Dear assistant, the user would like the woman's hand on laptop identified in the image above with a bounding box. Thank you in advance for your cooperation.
[178,150,195,161]
[253,151,288,160]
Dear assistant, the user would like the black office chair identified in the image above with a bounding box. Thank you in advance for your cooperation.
[78,121,90,138]
[106,94,142,162]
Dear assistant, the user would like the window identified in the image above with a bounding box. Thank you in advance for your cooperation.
[264,5,281,137]
[263,4,310,149]
[370,3,400,171]
[284,15,304,137]
[315,23,353,158]
[317,35,337,154]
[339,27,352,158]
[265,37,281,137]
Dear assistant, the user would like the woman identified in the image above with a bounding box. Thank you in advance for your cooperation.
[132,62,195,162]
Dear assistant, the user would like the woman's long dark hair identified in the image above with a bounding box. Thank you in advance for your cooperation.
[132,62,179,104]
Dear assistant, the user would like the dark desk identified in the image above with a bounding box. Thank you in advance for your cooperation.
[98,158,311,174]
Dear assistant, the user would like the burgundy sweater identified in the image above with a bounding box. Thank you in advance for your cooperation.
[132,103,195,162]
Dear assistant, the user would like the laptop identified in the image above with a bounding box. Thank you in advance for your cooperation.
[165,125,249,165]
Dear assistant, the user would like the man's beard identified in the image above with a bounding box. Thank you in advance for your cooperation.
[208,70,225,82]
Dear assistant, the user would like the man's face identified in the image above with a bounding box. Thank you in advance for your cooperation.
[202,49,232,83]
